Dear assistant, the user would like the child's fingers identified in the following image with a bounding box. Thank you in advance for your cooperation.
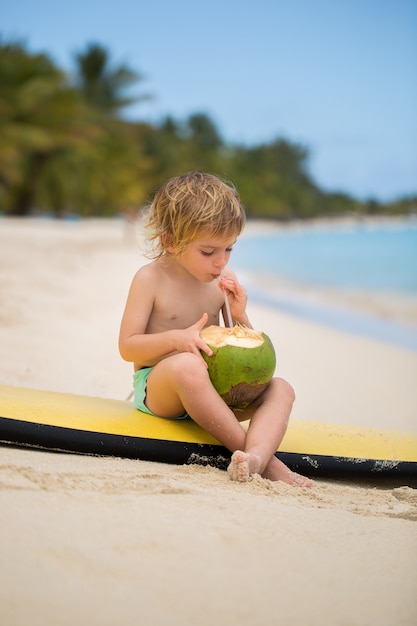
[194,312,208,330]
[198,341,212,360]
[219,276,236,292]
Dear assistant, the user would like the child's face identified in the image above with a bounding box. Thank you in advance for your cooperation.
[173,232,237,283]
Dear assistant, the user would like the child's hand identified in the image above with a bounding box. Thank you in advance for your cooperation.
[175,313,213,362]
[219,276,248,324]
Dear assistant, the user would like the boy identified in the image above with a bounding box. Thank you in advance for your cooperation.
[119,172,312,486]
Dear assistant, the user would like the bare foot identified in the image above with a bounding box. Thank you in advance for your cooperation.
[282,469,313,487]
[262,456,313,487]
[227,450,262,482]
[228,451,313,487]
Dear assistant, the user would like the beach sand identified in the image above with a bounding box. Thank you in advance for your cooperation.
[1,217,416,626]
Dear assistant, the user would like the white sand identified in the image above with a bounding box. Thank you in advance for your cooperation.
[1,217,416,626]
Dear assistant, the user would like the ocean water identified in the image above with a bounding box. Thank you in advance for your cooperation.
[232,218,417,351]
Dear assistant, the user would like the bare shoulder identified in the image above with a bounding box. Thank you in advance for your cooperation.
[124,263,162,310]
[134,261,160,279]
[130,261,162,288]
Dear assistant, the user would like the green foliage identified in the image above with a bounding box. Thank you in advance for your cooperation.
[0,40,97,214]
[0,38,413,218]
[73,42,150,116]
[223,140,324,219]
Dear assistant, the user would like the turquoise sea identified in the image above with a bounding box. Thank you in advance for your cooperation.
[232,218,417,352]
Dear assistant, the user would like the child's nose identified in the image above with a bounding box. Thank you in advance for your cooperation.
[214,254,227,268]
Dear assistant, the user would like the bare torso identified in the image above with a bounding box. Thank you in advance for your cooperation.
[146,263,223,331]
[132,259,227,370]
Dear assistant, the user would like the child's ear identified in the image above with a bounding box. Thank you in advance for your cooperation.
[162,231,176,254]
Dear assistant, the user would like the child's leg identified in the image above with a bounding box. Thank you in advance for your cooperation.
[146,354,311,486]
[228,378,313,486]
[145,352,249,447]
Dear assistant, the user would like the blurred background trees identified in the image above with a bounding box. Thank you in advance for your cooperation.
[0,39,414,218]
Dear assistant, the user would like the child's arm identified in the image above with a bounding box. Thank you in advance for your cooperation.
[119,268,212,367]
[219,274,251,328]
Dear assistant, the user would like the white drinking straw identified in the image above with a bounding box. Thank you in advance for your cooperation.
[223,288,233,328]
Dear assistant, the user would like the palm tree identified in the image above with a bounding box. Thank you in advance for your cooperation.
[0,40,94,215]
[73,42,151,117]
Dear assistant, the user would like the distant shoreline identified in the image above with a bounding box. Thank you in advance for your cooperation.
[244,278,417,353]
[238,215,417,350]
[2,214,416,345]
[242,213,417,237]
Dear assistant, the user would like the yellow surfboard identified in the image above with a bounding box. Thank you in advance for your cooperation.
[0,385,416,479]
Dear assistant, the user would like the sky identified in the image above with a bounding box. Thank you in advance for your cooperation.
[2,0,416,201]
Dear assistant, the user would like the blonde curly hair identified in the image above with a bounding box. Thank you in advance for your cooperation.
[144,172,246,259]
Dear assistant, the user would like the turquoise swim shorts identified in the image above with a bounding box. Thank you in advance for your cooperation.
[133,367,189,420]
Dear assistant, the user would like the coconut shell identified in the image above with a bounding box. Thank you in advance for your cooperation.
[200,325,276,409]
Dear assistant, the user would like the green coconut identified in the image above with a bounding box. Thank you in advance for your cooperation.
[200,325,276,409]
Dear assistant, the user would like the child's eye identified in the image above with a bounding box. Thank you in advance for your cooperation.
[200,247,233,257]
